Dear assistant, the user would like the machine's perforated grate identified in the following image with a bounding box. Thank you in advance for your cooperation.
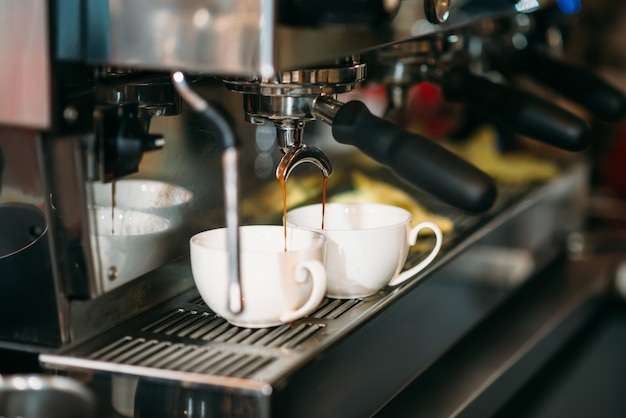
[87,336,276,379]
[78,297,364,379]
[141,297,363,349]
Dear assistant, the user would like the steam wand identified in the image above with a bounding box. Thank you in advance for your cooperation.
[171,72,243,314]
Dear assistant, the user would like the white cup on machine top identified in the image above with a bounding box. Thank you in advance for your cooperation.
[190,225,327,328]
[286,202,443,299]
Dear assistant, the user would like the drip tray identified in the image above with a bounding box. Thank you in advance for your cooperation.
[41,287,390,391]
[58,295,365,387]
[40,163,588,417]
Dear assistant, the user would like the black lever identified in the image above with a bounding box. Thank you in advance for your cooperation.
[314,97,497,213]
[440,66,592,152]
[511,48,626,122]
[96,103,165,182]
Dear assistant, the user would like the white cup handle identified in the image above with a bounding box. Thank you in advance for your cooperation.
[279,260,327,323]
[387,221,443,287]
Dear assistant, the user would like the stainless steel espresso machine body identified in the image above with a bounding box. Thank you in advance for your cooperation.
[0,0,513,351]
[4,0,625,417]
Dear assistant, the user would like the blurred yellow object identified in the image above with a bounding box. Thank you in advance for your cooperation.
[329,171,454,235]
[444,125,560,183]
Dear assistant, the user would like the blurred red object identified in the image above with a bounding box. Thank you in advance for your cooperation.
[405,82,466,140]
[603,121,626,196]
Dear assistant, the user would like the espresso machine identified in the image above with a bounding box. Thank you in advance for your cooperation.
[2,1,626,417]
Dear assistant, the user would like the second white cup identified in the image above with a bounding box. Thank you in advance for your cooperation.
[286,202,442,299]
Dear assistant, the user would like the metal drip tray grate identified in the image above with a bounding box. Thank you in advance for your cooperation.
[42,295,368,387]
[141,297,362,349]
[87,336,277,379]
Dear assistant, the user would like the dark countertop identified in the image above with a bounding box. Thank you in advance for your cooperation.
[496,301,626,418]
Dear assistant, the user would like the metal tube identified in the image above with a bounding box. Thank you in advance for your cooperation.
[172,71,242,314]
[222,148,242,314]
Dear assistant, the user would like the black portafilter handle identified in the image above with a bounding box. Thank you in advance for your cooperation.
[513,48,626,122]
[440,66,592,152]
[313,97,497,213]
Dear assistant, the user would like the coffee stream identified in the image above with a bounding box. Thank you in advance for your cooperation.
[111,179,116,235]
[280,174,328,252]
[321,176,328,230]
[279,175,287,252]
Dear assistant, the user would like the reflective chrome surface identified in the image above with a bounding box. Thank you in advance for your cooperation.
[58,0,557,76]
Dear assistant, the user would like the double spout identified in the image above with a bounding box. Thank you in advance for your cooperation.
[274,120,332,182]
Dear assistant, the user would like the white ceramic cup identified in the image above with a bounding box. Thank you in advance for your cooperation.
[90,179,193,229]
[190,225,327,328]
[286,202,443,299]
[92,207,171,292]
